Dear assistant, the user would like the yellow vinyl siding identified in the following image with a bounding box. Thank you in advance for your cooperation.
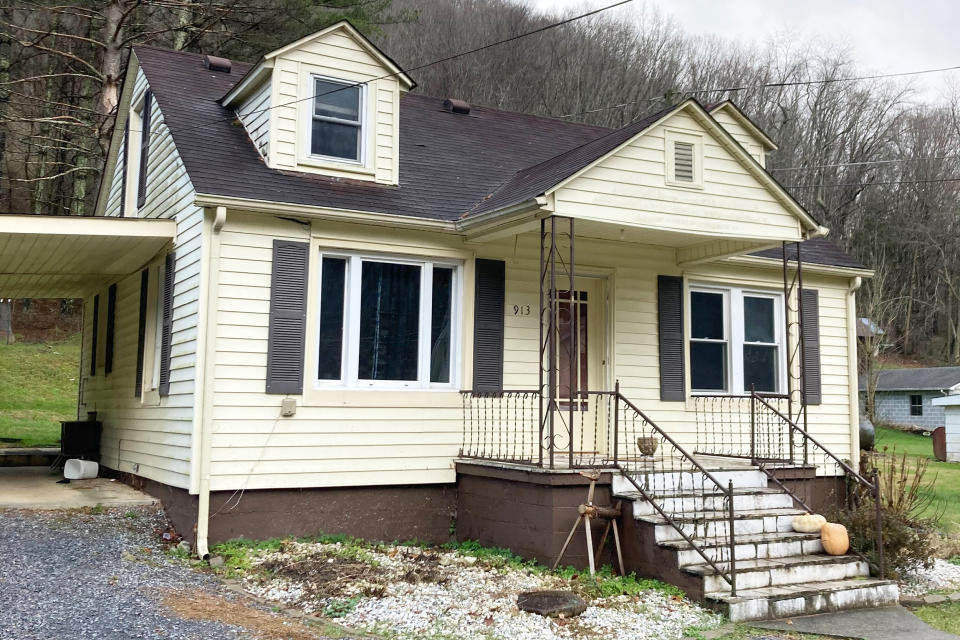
[267,28,400,184]
[207,214,464,491]
[81,64,202,490]
[553,111,801,240]
[205,214,855,491]
[236,80,271,158]
[710,108,766,166]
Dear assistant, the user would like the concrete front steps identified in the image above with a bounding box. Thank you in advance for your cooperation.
[613,462,899,621]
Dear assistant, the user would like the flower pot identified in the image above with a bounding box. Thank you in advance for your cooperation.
[636,437,659,457]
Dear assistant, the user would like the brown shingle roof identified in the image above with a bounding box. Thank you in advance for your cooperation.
[131,45,866,271]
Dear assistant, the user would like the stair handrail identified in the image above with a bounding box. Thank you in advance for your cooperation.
[612,383,738,596]
[751,391,885,578]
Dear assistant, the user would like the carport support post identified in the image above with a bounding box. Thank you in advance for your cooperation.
[195,206,226,559]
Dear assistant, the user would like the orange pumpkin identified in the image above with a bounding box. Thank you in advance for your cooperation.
[821,522,850,555]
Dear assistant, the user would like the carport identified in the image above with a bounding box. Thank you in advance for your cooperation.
[0,214,176,299]
[0,214,176,507]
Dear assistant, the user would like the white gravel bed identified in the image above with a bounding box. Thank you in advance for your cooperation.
[900,559,960,596]
[240,541,721,640]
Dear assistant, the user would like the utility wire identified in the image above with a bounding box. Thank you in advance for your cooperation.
[785,176,960,189]
[557,64,960,118]
[125,0,632,137]
[769,156,960,172]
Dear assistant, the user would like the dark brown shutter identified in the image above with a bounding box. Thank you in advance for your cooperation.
[158,252,175,397]
[89,295,100,377]
[105,283,117,375]
[658,275,686,401]
[800,288,822,406]
[120,118,129,216]
[266,240,309,394]
[473,259,505,392]
[137,90,152,208]
[135,269,149,396]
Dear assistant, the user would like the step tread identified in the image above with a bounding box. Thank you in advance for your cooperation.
[658,530,821,550]
[615,487,786,500]
[705,577,897,603]
[637,507,807,524]
[685,553,865,576]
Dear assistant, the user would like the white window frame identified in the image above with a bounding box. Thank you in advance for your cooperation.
[306,74,367,166]
[314,250,462,391]
[689,284,786,395]
[664,129,704,189]
[150,262,165,390]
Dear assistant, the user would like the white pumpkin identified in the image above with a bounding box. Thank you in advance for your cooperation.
[791,513,827,533]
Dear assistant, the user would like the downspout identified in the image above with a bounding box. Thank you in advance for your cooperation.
[195,205,226,559]
[846,276,863,469]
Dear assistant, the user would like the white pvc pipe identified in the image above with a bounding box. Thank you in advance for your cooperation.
[195,206,226,560]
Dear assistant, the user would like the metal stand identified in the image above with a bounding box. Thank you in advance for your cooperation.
[552,471,625,576]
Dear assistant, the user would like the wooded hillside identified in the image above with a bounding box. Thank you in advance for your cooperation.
[2,0,959,361]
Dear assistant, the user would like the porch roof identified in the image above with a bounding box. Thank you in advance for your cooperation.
[0,215,177,299]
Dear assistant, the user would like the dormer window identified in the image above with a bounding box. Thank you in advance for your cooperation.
[311,77,363,162]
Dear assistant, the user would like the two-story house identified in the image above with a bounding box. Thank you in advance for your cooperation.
[0,21,894,620]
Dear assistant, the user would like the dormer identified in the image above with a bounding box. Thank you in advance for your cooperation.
[222,21,415,185]
[707,101,777,168]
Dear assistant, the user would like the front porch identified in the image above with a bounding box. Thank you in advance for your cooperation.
[453,215,890,619]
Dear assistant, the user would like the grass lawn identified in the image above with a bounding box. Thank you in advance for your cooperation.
[911,601,960,635]
[0,334,81,447]
[875,425,960,533]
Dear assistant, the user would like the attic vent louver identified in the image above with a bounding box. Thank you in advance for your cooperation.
[674,141,694,182]
[204,55,232,73]
[443,98,471,115]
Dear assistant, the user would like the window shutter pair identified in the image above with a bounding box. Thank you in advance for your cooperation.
[266,241,310,394]
[263,250,508,394]
[158,253,175,397]
[137,91,152,208]
[105,284,117,375]
[655,276,823,405]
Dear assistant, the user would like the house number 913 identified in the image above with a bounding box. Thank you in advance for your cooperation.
[513,304,531,316]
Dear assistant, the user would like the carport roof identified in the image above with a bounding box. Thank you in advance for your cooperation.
[0,215,177,299]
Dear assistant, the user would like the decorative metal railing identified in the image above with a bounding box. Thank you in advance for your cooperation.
[459,390,540,464]
[751,392,885,577]
[459,389,615,468]
[693,393,793,462]
[610,384,738,595]
[459,385,739,594]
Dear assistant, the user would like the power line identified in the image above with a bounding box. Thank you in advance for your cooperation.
[557,63,960,119]
[785,176,960,189]
[126,0,632,137]
[769,156,960,172]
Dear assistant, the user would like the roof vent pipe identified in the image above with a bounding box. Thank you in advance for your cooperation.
[443,98,471,115]
[204,55,232,73]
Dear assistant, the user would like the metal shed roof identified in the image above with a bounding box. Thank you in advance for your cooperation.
[861,366,960,392]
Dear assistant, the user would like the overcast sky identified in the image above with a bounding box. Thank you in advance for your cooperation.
[527,0,960,103]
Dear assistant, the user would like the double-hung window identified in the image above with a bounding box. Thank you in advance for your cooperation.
[910,394,923,416]
[311,77,363,162]
[690,285,784,394]
[316,252,459,389]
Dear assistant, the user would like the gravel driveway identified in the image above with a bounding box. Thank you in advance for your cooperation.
[0,506,248,640]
